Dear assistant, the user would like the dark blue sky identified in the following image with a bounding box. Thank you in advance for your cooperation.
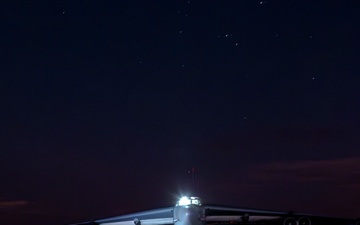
[1,1,360,224]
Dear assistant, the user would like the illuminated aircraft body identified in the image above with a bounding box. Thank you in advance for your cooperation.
[71,196,359,225]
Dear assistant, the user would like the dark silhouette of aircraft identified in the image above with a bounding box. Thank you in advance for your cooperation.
[70,196,359,225]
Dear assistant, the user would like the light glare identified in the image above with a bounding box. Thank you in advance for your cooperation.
[178,196,191,206]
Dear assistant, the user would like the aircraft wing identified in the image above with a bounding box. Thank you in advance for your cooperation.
[72,207,174,225]
[202,204,356,225]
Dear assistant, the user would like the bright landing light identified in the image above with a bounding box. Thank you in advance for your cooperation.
[178,196,191,206]
[177,196,202,206]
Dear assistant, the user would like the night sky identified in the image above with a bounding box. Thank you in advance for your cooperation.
[1,1,360,224]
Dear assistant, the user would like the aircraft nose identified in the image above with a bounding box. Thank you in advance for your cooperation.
[174,206,204,225]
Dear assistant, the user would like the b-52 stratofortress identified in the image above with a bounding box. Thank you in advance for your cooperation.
[70,196,359,225]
